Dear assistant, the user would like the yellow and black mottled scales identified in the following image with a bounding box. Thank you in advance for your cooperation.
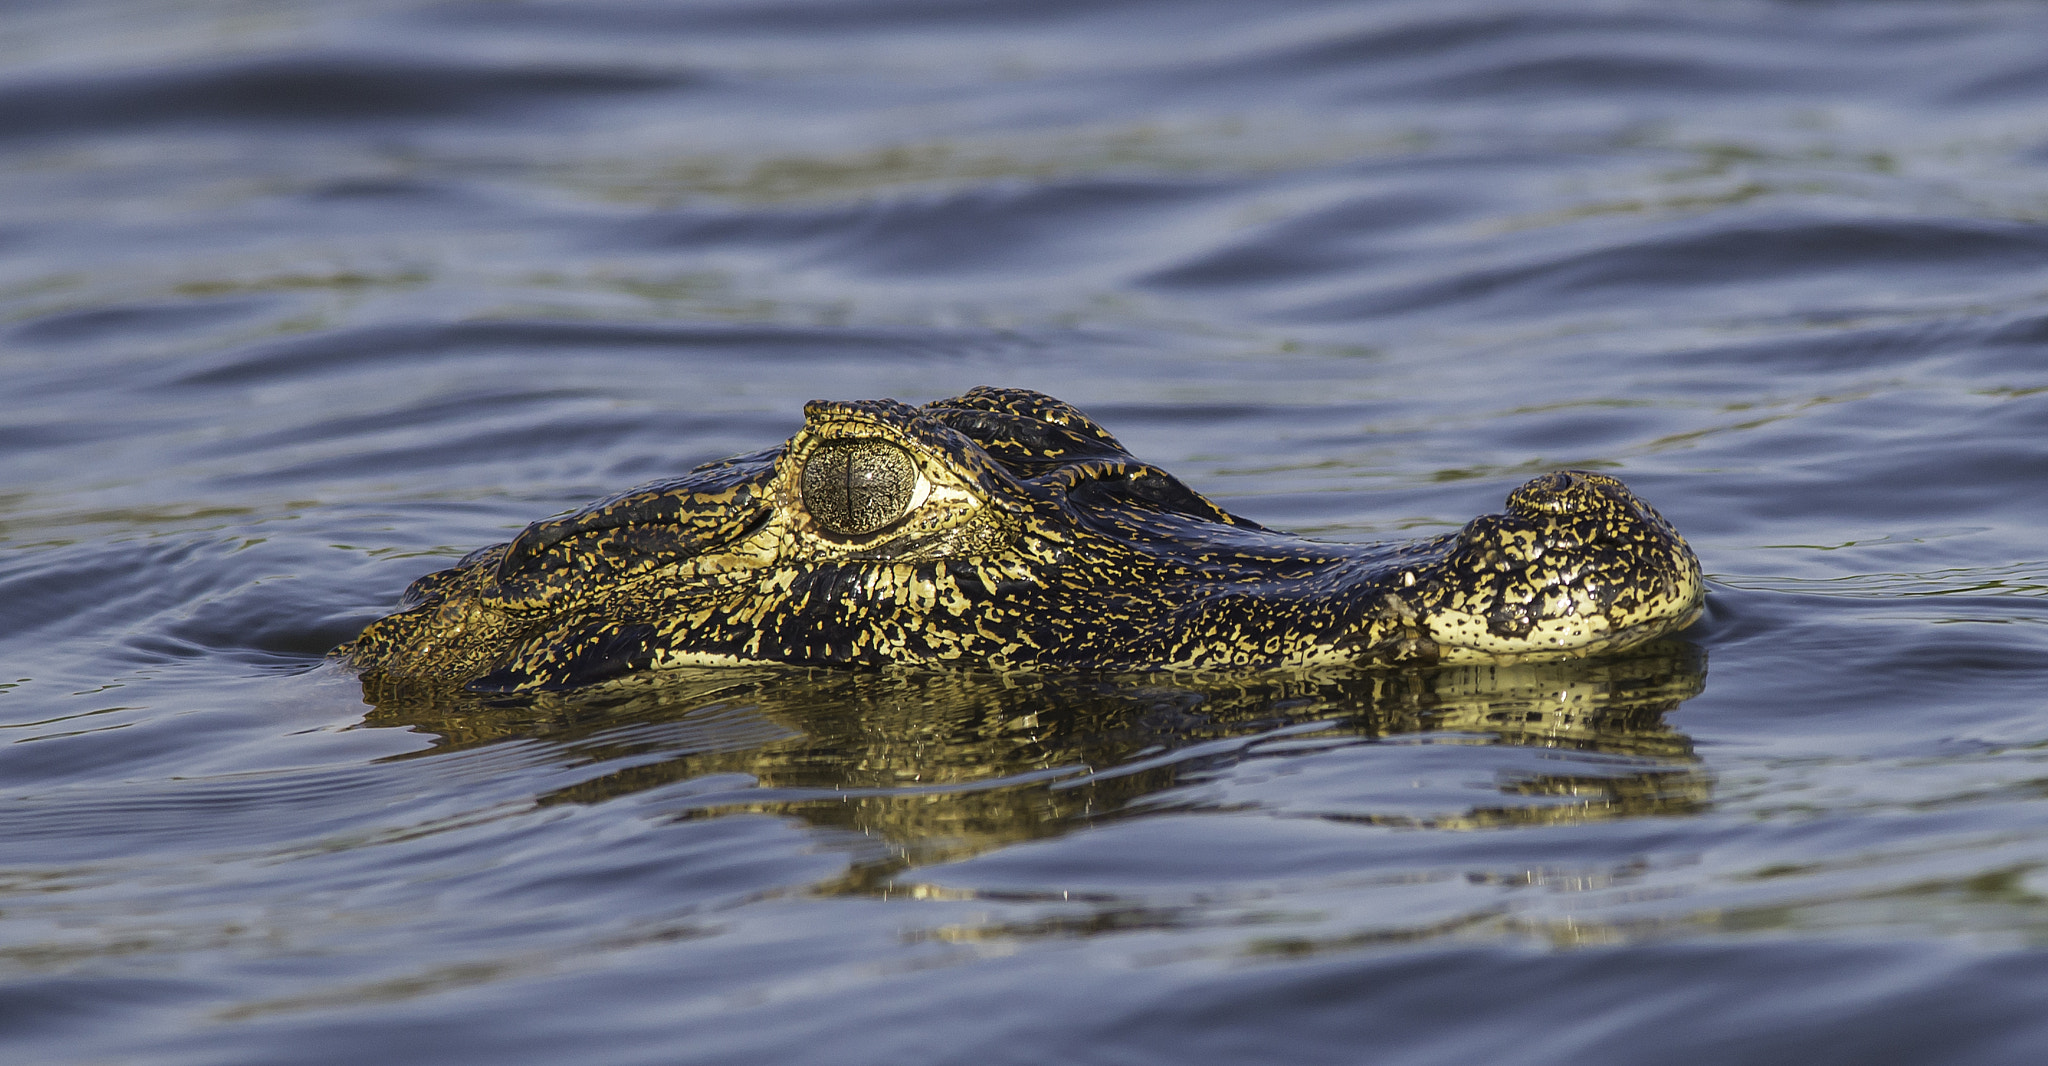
[338,386,1705,691]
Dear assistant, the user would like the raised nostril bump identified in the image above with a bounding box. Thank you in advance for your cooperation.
[1507,471,1580,516]
[1505,469,1626,517]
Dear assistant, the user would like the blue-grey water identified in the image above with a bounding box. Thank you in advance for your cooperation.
[5,1,2048,1062]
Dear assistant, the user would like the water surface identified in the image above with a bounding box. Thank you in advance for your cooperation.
[5,1,2048,1062]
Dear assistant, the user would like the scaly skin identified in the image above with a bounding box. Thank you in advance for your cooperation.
[338,387,1704,691]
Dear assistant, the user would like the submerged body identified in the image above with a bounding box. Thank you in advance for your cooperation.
[340,387,1703,691]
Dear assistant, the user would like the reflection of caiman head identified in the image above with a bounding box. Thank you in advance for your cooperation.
[339,387,1704,691]
[361,641,1709,885]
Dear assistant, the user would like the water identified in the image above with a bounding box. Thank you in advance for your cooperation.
[4,0,2048,1062]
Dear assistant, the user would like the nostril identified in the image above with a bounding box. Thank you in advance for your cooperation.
[1507,471,1582,516]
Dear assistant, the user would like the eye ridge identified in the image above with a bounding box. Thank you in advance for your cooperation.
[801,439,918,536]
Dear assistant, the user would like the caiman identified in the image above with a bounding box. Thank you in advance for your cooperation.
[338,386,1704,691]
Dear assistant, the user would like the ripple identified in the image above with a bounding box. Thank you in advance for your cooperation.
[166,319,1006,389]
[1718,563,2048,601]
[0,53,691,142]
[7,297,277,347]
[1288,215,2048,321]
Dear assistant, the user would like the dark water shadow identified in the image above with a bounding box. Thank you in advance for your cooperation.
[358,642,1708,892]
[0,53,689,142]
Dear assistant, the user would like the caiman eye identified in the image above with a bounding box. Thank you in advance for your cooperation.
[800,440,918,535]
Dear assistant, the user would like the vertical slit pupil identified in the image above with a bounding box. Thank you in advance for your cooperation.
[802,440,916,535]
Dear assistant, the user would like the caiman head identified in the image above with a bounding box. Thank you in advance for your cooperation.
[338,386,1703,691]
